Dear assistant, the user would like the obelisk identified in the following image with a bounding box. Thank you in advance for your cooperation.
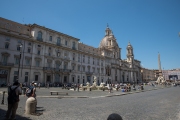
[158,52,162,76]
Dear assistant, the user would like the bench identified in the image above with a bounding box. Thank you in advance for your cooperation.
[50,91,68,95]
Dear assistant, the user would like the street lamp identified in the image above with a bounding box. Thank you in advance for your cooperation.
[17,44,23,81]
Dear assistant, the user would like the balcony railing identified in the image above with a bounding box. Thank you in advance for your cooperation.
[43,67,71,73]
[60,69,71,72]
[64,56,70,60]
[56,68,71,72]
[36,37,43,41]
[44,53,55,57]
[72,47,76,50]
[86,72,93,75]
[54,68,60,72]
[56,43,61,46]
[43,67,54,71]
[0,62,14,67]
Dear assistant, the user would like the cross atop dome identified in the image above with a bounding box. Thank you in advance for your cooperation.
[107,23,109,28]
[105,24,113,36]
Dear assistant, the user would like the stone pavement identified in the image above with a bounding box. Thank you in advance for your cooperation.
[0,85,172,120]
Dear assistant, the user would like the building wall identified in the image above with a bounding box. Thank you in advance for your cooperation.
[141,68,156,82]
[0,17,142,86]
[162,69,180,80]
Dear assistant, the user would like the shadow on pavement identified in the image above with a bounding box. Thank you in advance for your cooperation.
[33,106,45,116]
[0,108,31,120]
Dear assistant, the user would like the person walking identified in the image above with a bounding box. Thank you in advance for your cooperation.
[38,82,41,89]
[107,84,112,93]
[47,83,49,89]
[77,83,80,92]
[5,81,22,120]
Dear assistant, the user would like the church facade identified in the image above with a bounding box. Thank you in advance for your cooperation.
[0,17,142,86]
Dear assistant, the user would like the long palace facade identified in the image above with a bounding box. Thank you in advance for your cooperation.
[0,17,142,86]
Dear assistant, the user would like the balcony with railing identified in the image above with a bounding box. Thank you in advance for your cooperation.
[72,47,76,50]
[43,67,54,71]
[56,43,61,46]
[44,53,55,57]
[36,37,43,42]
[86,72,93,75]
[54,68,71,73]
[0,62,14,67]
[64,56,70,60]
[60,69,71,73]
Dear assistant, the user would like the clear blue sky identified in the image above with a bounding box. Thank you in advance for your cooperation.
[0,0,180,70]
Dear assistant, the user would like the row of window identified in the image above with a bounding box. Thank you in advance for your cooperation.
[4,42,32,54]
[13,70,105,83]
[13,71,39,82]
[37,31,76,48]
[1,54,105,69]
[3,47,103,65]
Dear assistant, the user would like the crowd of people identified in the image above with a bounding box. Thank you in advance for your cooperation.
[106,83,146,93]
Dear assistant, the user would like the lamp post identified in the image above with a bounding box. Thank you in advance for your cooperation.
[17,44,23,81]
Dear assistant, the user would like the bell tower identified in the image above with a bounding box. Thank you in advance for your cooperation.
[126,42,134,63]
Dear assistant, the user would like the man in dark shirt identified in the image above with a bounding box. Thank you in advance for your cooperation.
[5,81,22,119]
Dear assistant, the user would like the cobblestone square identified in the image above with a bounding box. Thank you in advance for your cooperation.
[0,85,180,120]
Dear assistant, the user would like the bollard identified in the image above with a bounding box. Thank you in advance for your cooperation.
[1,91,5,104]
[25,97,37,114]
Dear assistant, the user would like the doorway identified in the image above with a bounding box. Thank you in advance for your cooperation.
[47,75,51,82]
[64,76,67,83]
[87,76,91,83]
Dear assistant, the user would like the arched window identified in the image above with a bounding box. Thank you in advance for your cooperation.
[37,31,42,41]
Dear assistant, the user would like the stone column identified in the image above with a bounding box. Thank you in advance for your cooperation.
[127,71,129,82]
[68,61,71,69]
[124,71,127,83]
[134,71,137,83]
[52,73,54,83]
[131,71,133,83]
[62,75,64,83]
[119,70,122,83]
[61,61,64,69]
[44,72,46,86]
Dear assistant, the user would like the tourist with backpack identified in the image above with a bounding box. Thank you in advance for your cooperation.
[26,81,36,98]
[5,81,22,120]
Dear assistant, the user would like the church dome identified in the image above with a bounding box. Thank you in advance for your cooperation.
[99,26,119,49]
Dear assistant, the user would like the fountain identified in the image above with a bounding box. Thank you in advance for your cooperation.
[80,76,107,91]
